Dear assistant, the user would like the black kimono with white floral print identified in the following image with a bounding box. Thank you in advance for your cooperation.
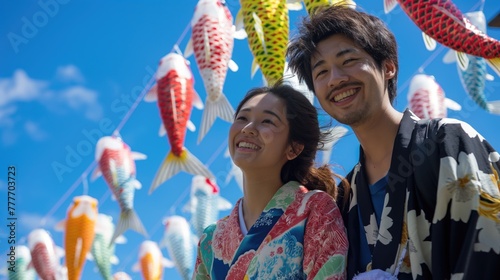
[337,109,500,279]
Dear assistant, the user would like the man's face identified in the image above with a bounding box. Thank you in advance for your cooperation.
[310,34,394,127]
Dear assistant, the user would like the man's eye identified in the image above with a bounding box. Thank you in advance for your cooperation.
[344,58,357,65]
[315,70,327,78]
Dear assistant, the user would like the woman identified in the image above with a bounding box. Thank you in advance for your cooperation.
[192,83,348,279]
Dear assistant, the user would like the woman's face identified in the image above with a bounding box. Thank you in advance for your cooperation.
[229,93,292,172]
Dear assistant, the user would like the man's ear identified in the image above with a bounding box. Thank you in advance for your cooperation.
[286,142,304,160]
[384,60,396,80]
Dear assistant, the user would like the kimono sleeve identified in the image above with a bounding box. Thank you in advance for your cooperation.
[431,119,500,278]
[303,192,348,280]
[192,224,216,280]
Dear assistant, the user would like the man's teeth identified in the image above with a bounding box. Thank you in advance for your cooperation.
[334,89,356,102]
[238,142,259,149]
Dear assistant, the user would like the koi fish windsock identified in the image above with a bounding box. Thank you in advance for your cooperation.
[185,0,237,143]
[27,229,65,280]
[92,136,148,244]
[407,74,461,119]
[384,0,500,75]
[145,53,214,194]
[161,216,196,280]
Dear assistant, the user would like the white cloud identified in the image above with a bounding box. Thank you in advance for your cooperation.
[60,86,103,121]
[56,65,85,83]
[24,121,48,141]
[0,106,16,126]
[18,212,59,232]
[0,69,48,106]
[0,68,103,145]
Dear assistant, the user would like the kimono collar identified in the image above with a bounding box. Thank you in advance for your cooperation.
[348,109,419,275]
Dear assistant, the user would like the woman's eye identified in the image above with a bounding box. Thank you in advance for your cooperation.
[262,119,275,125]
[235,116,247,121]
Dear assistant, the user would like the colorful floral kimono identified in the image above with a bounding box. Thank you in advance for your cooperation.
[338,109,500,279]
[192,181,348,279]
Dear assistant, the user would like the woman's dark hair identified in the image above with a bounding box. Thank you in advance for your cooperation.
[287,4,399,104]
[234,82,345,198]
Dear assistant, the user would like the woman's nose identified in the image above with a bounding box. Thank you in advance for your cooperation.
[242,122,257,135]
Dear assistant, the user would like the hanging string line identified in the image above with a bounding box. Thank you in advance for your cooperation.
[40,19,193,227]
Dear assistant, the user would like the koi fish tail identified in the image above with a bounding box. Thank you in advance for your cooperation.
[149,149,214,194]
[197,94,235,144]
[110,209,147,246]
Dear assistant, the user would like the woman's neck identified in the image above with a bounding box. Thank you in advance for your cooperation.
[241,171,283,229]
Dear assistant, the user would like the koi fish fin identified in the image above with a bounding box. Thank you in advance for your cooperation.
[198,93,235,143]
[442,49,456,64]
[144,83,158,102]
[217,197,232,210]
[131,262,140,272]
[184,38,194,58]
[162,258,175,268]
[131,179,142,190]
[110,209,148,247]
[110,255,119,265]
[228,59,239,72]
[234,9,246,39]
[115,235,127,244]
[86,252,94,261]
[261,73,269,86]
[131,151,147,160]
[422,32,436,51]
[456,52,469,71]
[252,12,267,54]
[54,220,66,231]
[159,124,166,137]
[149,149,214,194]
[384,0,399,14]
[286,0,303,11]
[486,57,500,77]
[193,90,204,110]
[444,98,462,111]
[487,101,500,114]
[55,245,65,259]
[187,120,196,132]
[91,166,102,181]
[182,199,195,213]
[486,73,494,81]
[251,58,260,79]
[55,266,67,280]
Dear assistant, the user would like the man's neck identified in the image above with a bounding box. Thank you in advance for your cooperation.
[353,107,403,184]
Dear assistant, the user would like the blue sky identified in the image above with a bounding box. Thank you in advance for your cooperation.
[1,0,499,279]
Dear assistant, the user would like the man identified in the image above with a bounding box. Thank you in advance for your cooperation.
[287,4,500,279]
